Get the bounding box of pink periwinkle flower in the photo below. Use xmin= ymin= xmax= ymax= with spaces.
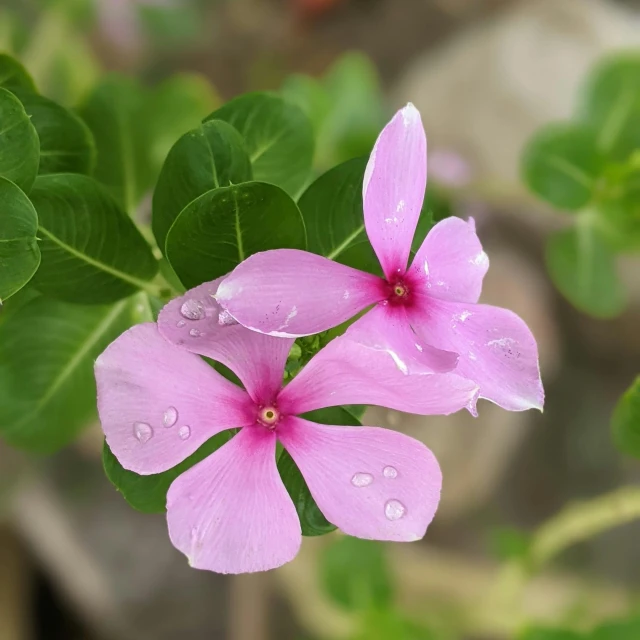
xmin=95 ymin=278 xmax=478 ymax=574
xmin=215 ymin=104 xmax=544 ymax=413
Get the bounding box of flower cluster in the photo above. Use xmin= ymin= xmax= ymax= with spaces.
xmin=95 ymin=104 xmax=543 ymax=574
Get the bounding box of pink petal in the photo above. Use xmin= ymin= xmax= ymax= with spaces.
xmin=409 ymin=217 xmax=489 ymax=304
xmin=167 ymin=426 xmax=301 ymax=573
xmin=95 ymin=323 xmax=255 ymax=475
xmin=158 ymin=279 xmax=293 ymax=403
xmin=277 ymin=332 xmax=478 ymax=416
xmin=345 ymin=303 xmax=459 ymax=374
xmin=278 ymin=416 xmax=441 ymax=541
xmin=410 ymin=298 xmax=544 ymax=412
xmin=215 ymin=249 xmax=384 ymax=337
xmin=363 ymin=103 xmax=427 ymax=279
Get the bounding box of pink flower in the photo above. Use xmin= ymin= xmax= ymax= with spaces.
xmin=95 ymin=278 xmax=478 ymax=574
xmin=216 ymin=104 xmax=544 ymax=413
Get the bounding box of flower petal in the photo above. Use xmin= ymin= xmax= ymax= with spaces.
xmin=278 ymin=416 xmax=441 ymax=541
xmin=216 ymin=249 xmax=383 ymax=337
xmin=363 ymin=103 xmax=427 ymax=279
xmin=410 ymin=298 xmax=544 ymax=412
xmin=409 ymin=217 xmax=489 ymax=304
xmin=95 ymin=323 xmax=254 ymax=475
xmin=158 ymin=279 xmax=293 ymax=403
xmin=167 ymin=426 xmax=301 ymax=573
xmin=277 ymin=333 xmax=478 ymax=416
xmin=345 ymin=303 xmax=459 ymax=374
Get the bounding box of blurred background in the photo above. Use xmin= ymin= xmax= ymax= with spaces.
xmin=1 ymin=0 xmax=640 ymax=638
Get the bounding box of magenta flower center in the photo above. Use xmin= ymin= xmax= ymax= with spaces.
xmin=384 ymin=275 xmax=415 ymax=308
xmin=257 ymin=405 xmax=280 ymax=430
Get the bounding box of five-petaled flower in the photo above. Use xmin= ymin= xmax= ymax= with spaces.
xmin=215 ymin=104 xmax=544 ymax=413
xmin=95 ymin=278 xmax=478 ymax=574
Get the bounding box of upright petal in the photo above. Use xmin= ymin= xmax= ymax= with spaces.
xmin=410 ymin=298 xmax=544 ymax=412
xmin=409 ymin=217 xmax=489 ymax=304
xmin=95 ymin=323 xmax=255 ymax=475
xmin=345 ymin=303 xmax=459 ymax=374
xmin=278 ymin=417 xmax=441 ymax=542
xmin=363 ymin=103 xmax=427 ymax=279
xmin=167 ymin=426 xmax=301 ymax=573
xmin=216 ymin=249 xmax=384 ymax=337
xmin=277 ymin=333 xmax=478 ymax=416
xmin=158 ymin=279 xmax=293 ymax=403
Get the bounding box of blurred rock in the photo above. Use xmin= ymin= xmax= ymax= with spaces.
xmin=394 ymin=0 xmax=640 ymax=188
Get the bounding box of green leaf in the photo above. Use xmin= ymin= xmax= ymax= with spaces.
xmin=545 ymin=224 xmax=626 ymax=318
xmin=281 ymin=74 xmax=331 ymax=135
xmin=152 ymin=120 xmax=252 ymax=252
xmin=103 ymin=430 xmax=236 ymax=514
xmin=166 ymin=181 xmax=306 ymax=289
xmin=278 ymin=406 xmax=360 ymax=537
xmin=0 ymin=177 xmax=40 ymax=301
xmin=0 ymin=296 xmax=133 ymax=452
xmin=0 ymin=87 xmax=39 ymax=192
xmin=146 ymin=73 xmax=220 ymax=175
xmin=322 ymin=536 xmax=393 ymax=611
xmin=78 ymin=75 xmax=149 ymax=212
xmin=521 ymin=123 xmax=605 ymax=211
xmin=591 ymin=614 xmax=640 ymax=640
xmin=488 ymin=525 xmax=532 ymax=561
xmin=321 ymin=52 xmax=385 ymax=165
xmin=11 ymin=90 xmax=95 ymax=175
xmin=595 ymin=163 xmax=640 ymax=253
xmin=577 ymin=52 xmax=640 ymax=161
xmin=298 ymin=156 xmax=379 ymax=274
xmin=0 ymin=53 xmax=36 ymax=91
xmin=206 ymin=92 xmax=314 ymax=198
xmin=612 ymin=376 xmax=640 ymax=460
xmin=355 ymin=610 xmax=435 ymax=640
xmin=29 ymin=173 xmax=158 ymax=304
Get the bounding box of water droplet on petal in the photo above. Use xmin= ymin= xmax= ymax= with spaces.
xmin=180 ymin=299 xmax=205 ymax=320
xmin=385 ymin=499 xmax=406 ymax=521
xmin=189 ymin=328 xmax=202 ymax=337
xmin=163 ymin=407 xmax=178 ymax=428
xmin=178 ymin=425 xmax=191 ymax=440
xmin=351 ymin=472 xmax=374 ymax=487
xmin=383 ymin=466 xmax=398 ymax=479
xmin=176 ymin=320 xmax=186 ymax=328
xmin=218 ymin=310 xmax=237 ymax=326
xmin=133 ymin=422 xmax=153 ymax=444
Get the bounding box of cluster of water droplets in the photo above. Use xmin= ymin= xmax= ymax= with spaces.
xmin=350 ymin=465 xmax=406 ymax=521
xmin=175 ymin=296 xmax=238 ymax=335
xmin=133 ymin=406 xmax=191 ymax=444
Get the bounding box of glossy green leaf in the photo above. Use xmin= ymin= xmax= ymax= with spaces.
xmin=78 ymin=75 xmax=149 ymax=212
xmin=612 ymin=376 xmax=640 ymax=460
xmin=0 ymin=54 xmax=36 ymax=91
xmin=0 ymin=297 xmax=133 ymax=453
xmin=545 ymin=224 xmax=626 ymax=318
xmin=152 ymin=120 xmax=252 ymax=251
xmin=147 ymin=73 xmax=220 ymax=175
xmin=166 ymin=181 xmax=306 ymax=289
xmin=0 ymin=88 xmax=39 ymax=192
xmin=103 ymin=430 xmax=236 ymax=514
xmin=521 ymin=123 xmax=605 ymax=211
xmin=30 ymin=173 xmax=158 ymax=303
xmin=206 ymin=92 xmax=314 ymax=197
xmin=322 ymin=536 xmax=393 ymax=611
xmin=577 ymin=52 xmax=640 ymax=161
xmin=278 ymin=406 xmax=360 ymax=537
xmin=12 ymin=90 xmax=95 ymax=175
xmin=0 ymin=177 xmax=40 ymax=301
xmin=298 ymin=156 xmax=379 ymax=274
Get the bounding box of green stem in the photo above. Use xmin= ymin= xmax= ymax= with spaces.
xmin=529 ymin=486 xmax=640 ymax=568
